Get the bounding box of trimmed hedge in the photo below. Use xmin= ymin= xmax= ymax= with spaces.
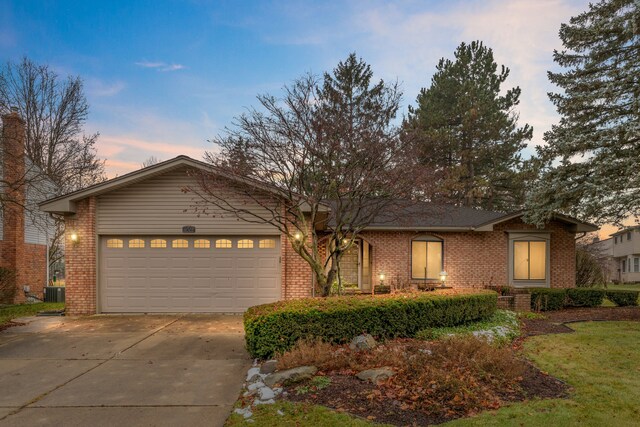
xmin=244 ymin=291 xmax=497 ymax=359
xmin=566 ymin=288 xmax=605 ymax=307
xmin=606 ymin=290 xmax=639 ymax=307
xmin=529 ymin=288 xmax=567 ymax=311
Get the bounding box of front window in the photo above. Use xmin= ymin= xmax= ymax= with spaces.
xmin=622 ymin=259 xmax=626 ymax=273
xmin=411 ymin=237 xmax=443 ymax=280
xmin=513 ymin=240 xmax=546 ymax=280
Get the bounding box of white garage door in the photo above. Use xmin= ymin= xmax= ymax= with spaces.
xmin=99 ymin=236 xmax=281 ymax=313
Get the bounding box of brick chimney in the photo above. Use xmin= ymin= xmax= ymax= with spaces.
xmin=1 ymin=107 xmax=28 ymax=303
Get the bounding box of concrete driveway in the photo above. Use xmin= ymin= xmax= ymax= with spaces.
xmin=0 ymin=315 xmax=250 ymax=427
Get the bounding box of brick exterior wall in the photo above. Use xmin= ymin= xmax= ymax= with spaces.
xmin=359 ymin=217 xmax=576 ymax=290
xmin=0 ymin=111 xmax=47 ymax=303
xmin=64 ymin=197 xmax=97 ymax=315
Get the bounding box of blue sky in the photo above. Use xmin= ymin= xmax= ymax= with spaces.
xmin=1 ymin=0 xmax=589 ymax=177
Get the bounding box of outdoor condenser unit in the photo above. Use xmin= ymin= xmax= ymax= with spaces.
xmin=44 ymin=287 xmax=65 ymax=303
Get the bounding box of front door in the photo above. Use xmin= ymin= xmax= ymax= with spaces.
xmin=341 ymin=242 xmax=360 ymax=290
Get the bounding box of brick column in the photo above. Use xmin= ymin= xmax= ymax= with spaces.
xmin=65 ymin=197 xmax=97 ymax=315
xmin=1 ymin=110 xmax=27 ymax=303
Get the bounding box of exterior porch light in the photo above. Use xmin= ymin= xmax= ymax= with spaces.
xmin=379 ymin=272 xmax=385 ymax=284
xmin=440 ymin=270 xmax=448 ymax=287
xmin=70 ymin=232 xmax=79 ymax=243
xmin=294 ymin=232 xmax=302 ymax=241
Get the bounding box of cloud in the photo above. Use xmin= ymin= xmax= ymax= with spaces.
xmin=135 ymin=60 xmax=186 ymax=72
xmin=347 ymin=0 xmax=587 ymax=151
xmin=86 ymin=79 xmax=126 ymax=97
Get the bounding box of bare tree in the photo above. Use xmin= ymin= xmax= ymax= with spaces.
xmin=141 ymin=156 xmax=161 ymax=168
xmin=188 ymin=54 xmax=430 ymax=296
xmin=0 ymin=57 xmax=106 ymax=267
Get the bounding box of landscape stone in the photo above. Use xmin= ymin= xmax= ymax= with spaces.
xmin=258 ymin=386 xmax=275 ymax=400
xmin=260 ymin=360 xmax=278 ymax=374
xmin=247 ymin=381 xmax=265 ymax=391
xmin=246 ymin=367 xmax=261 ymax=382
xmin=356 ymin=367 xmax=395 ymax=383
xmin=264 ymin=366 xmax=318 ymax=387
xmin=349 ymin=334 xmax=377 ymax=351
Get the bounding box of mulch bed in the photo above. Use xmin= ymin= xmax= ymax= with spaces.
xmin=284 ymin=363 xmax=568 ymax=426
xmin=282 ymin=306 xmax=639 ymax=426
xmin=0 ymin=321 xmax=23 ymax=332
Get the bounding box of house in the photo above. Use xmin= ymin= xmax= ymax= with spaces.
xmin=611 ymin=227 xmax=640 ymax=283
xmin=1 ymin=109 xmax=55 ymax=303
xmin=40 ymin=156 xmax=598 ymax=315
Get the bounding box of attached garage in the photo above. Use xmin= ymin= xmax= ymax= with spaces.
xmin=99 ymin=236 xmax=280 ymax=313
xmin=39 ymin=156 xmax=299 ymax=315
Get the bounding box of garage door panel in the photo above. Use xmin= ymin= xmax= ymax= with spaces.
xmin=100 ymin=236 xmax=280 ymax=313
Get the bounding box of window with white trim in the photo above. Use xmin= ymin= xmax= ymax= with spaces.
xmin=513 ymin=240 xmax=547 ymax=280
xmin=411 ymin=236 xmax=443 ymax=280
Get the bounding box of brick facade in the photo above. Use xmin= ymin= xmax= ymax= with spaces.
xmin=64 ymin=197 xmax=97 ymax=315
xmin=0 ymin=111 xmax=47 ymax=303
xmin=359 ymin=218 xmax=576 ymax=290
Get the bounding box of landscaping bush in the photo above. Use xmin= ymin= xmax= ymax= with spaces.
xmin=606 ymin=290 xmax=639 ymax=307
xmin=244 ymin=291 xmax=497 ymax=359
xmin=565 ymin=288 xmax=605 ymax=307
xmin=529 ymin=288 xmax=567 ymax=311
xmin=415 ymin=310 xmax=520 ymax=345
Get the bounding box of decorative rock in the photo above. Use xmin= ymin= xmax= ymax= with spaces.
xmin=258 ymin=386 xmax=276 ymax=400
xmin=273 ymin=387 xmax=283 ymax=396
xmin=254 ymin=398 xmax=276 ymax=405
xmin=349 ymin=334 xmax=377 ymax=351
xmin=260 ymin=360 xmax=278 ymax=375
xmin=234 ymin=407 xmax=253 ymax=419
xmin=246 ymin=367 xmax=261 ymax=382
xmin=356 ymin=367 xmax=395 ymax=384
xmin=277 ymin=409 xmax=285 ymax=416
xmin=247 ymin=381 xmax=265 ymax=391
xmin=264 ymin=366 xmax=318 ymax=387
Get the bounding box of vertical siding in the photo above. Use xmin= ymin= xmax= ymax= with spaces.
xmin=96 ymin=166 xmax=280 ymax=235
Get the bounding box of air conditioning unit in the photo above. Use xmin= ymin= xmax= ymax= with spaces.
xmin=44 ymin=287 xmax=65 ymax=303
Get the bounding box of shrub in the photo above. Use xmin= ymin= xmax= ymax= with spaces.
xmin=576 ymin=248 xmax=605 ymax=287
xmin=374 ymin=284 xmax=390 ymax=294
xmin=565 ymin=288 xmax=605 ymax=307
xmin=244 ymin=291 xmax=497 ymax=359
xmin=529 ymin=288 xmax=567 ymax=311
xmin=606 ymin=290 xmax=639 ymax=307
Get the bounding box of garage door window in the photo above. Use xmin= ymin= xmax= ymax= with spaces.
xmin=259 ymin=239 xmax=276 ymax=249
xmin=238 ymin=239 xmax=254 ymax=249
xmin=215 ymin=239 xmax=232 ymax=249
xmin=194 ymin=239 xmax=210 ymax=249
xmin=150 ymin=239 xmax=167 ymax=248
xmin=106 ymin=239 xmax=123 ymax=248
xmin=172 ymin=239 xmax=189 ymax=248
xmin=129 ymin=239 xmax=145 ymax=248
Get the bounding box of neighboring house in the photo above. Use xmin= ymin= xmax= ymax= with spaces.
xmin=586 ymin=237 xmax=617 ymax=283
xmin=611 ymin=227 xmax=640 ymax=283
xmin=1 ymin=109 xmax=55 ymax=303
xmin=40 ymin=156 xmax=598 ymax=315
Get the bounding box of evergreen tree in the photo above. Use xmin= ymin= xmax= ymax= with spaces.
xmin=405 ymin=41 xmax=533 ymax=212
xmin=526 ymin=0 xmax=640 ymax=226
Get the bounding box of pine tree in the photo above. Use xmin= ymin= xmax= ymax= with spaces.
xmin=526 ymin=0 xmax=640 ymax=226
xmin=405 ymin=41 xmax=533 ymax=212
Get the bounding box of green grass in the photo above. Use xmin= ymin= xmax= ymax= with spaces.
xmin=226 ymin=321 xmax=640 ymax=426
xmin=225 ymin=401 xmax=390 ymax=426
xmin=0 ymin=302 xmax=65 ymax=327
xmin=445 ymin=321 xmax=640 ymax=427
xmin=415 ymin=309 xmax=520 ymax=345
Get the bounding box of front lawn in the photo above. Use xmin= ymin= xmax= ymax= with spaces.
xmin=446 ymin=321 xmax=640 ymax=426
xmin=0 ymin=302 xmax=65 ymax=328
xmin=227 ymin=319 xmax=640 ymax=426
